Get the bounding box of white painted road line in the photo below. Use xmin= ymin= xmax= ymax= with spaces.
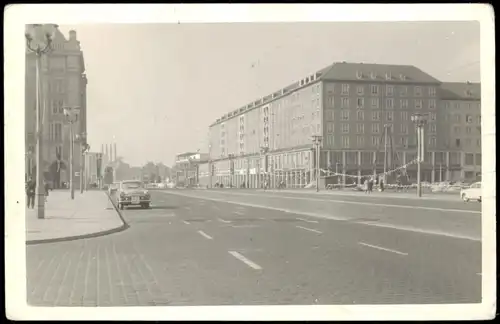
xmin=296 ymin=225 xmax=323 ymax=234
xmin=234 ymin=211 xmax=245 ymax=215
xmin=198 ymin=230 xmax=213 ymax=240
xmin=228 ymin=251 xmax=262 ymax=270
xmin=230 ymin=225 xmax=260 ymax=228
xmin=214 ymin=191 xmax=481 ymax=215
xmin=297 ymin=217 xmax=319 ymax=224
xmin=358 ymin=242 xmax=408 ymax=256
xmin=218 ymin=218 xmax=231 ymax=223
xmin=182 ymin=220 xmax=190 ymax=225
xmin=160 ymin=191 xmax=481 ymax=241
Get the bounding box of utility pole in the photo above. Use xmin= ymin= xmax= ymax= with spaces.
xmin=25 ymin=24 xmax=55 ymax=219
xmin=208 ymin=144 xmax=212 ymax=188
xmin=383 ymin=125 xmax=388 ymax=183
xmin=228 ymin=153 xmax=235 ymax=188
xmin=312 ymin=135 xmax=323 ymax=192
xmin=64 ymin=106 xmax=80 ymax=200
xmin=411 ymin=113 xmax=428 ymax=197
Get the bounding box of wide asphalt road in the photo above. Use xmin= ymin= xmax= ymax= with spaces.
xmin=26 ymin=190 xmax=481 ymax=306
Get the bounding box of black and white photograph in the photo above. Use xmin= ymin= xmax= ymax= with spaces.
xmin=4 ymin=4 xmax=495 ymax=321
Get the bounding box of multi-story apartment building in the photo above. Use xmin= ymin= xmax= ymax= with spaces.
xmin=438 ymin=82 xmax=481 ymax=182
xmin=25 ymin=24 xmax=87 ymax=188
xmin=208 ymin=62 xmax=480 ymax=188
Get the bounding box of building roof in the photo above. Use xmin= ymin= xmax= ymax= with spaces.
xmin=439 ymin=82 xmax=481 ymax=100
xmin=320 ymin=62 xmax=442 ymax=84
xmin=176 ymin=152 xmax=198 ymax=157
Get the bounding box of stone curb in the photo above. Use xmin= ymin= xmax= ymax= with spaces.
xmin=26 ymin=192 xmax=129 ymax=245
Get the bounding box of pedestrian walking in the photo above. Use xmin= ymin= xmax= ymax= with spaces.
xmin=26 ymin=176 xmax=36 ymax=208
xmin=44 ymin=181 xmax=50 ymax=202
xmin=368 ymin=177 xmax=374 ymax=193
xmin=380 ymin=179 xmax=385 ymax=192
xmin=364 ymin=178 xmax=369 ymax=194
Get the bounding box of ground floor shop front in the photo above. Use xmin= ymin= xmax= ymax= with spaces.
xmin=196 ymin=149 xmax=481 ymax=189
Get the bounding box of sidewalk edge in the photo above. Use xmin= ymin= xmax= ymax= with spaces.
xmin=26 ymin=191 xmax=130 ymax=245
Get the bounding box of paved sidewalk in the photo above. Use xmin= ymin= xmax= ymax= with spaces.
xmin=25 ymin=190 xmax=125 ymax=243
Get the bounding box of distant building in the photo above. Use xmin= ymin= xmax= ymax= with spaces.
xmin=174 ymin=152 xmax=209 ymax=186
xmin=438 ymin=82 xmax=481 ymax=182
xmin=83 ymin=152 xmax=100 ymax=187
xmin=25 ymin=24 xmax=87 ymax=188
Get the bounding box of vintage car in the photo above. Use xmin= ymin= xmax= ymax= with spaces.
xmin=460 ymin=181 xmax=482 ymax=202
xmin=108 ymin=182 xmax=120 ymax=195
xmin=116 ymin=180 xmax=151 ymax=209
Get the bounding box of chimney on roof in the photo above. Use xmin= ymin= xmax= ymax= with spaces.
xmin=69 ymin=30 xmax=77 ymax=41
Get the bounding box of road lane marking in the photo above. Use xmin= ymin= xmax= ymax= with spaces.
xmin=228 ymin=251 xmax=262 ymax=270
xmin=159 ymin=191 xmax=481 ymax=241
xmin=296 ymin=225 xmax=323 ymax=234
xmin=197 ymin=230 xmax=213 ymax=240
xmin=356 ymin=221 xmax=480 ymax=242
xmin=218 ymin=218 xmax=231 ymax=223
xmin=359 ymin=242 xmax=408 ymax=256
xmin=234 ymin=211 xmax=245 ymax=215
xmin=205 ymin=191 xmax=481 ymax=215
xmin=230 ymin=225 xmax=260 ymax=228
xmin=297 ymin=217 xmax=319 ymax=223
xmin=182 ymin=220 xmax=190 ymax=225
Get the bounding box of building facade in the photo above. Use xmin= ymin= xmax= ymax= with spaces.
xmin=174 ymin=152 xmax=209 ymax=186
xmin=25 ymin=24 xmax=87 ymax=188
xmin=83 ymin=152 xmax=100 ymax=187
xmin=438 ymin=82 xmax=482 ymax=182
xmin=207 ymin=62 xmax=481 ymax=188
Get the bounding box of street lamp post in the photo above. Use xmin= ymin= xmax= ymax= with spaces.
xmin=260 ymin=146 xmax=269 ymax=189
xmin=208 ymin=144 xmax=212 ymax=188
xmin=228 ymin=153 xmax=235 ymax=188
xmin=25 ymin=24 xmax=55 ymax=219
xmin=64 ymin=106 xmax=80 ymax=200
xmin=76 ymin=133 xmax=90 ymax=194
xmin=311 ymin=135 xmax=323 ymax=192
xmin=411 ymin=113 xmax=428 ymax=198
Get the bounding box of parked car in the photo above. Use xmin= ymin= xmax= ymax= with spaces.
xmin=116 ymin=180 xmax=151 ymax=210
xmin=460 ymin=181 xmax=482 ymax=202
xmin=108 ymin=182 xmax=120 ymax=195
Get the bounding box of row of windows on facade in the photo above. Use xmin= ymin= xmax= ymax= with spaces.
xmin=253 ymin=84 xmax=434 ymax=118
xmin=336 ymin=84 xmax=437 ymax=97
xmin=446 ymin=114 xmax=481 ymax=124
xmin=31 ymin=55 xmax=80 ymax=70
xmin=444 ymin=101 xmax=481 ymax=110
xmin=217 ymin=95 xmax=480 ymax=132
xmin=273 ymin=84 xmax=437 ymax=107
xmin=222 ymin=133 xmax=481 ymax=157
xmin=223 ymin=118 xmax=480 ymax=148
xmin=325 ymin=97 xmax=437 ymax=110
xmin=231 ymin=110 xmax=479 ymax=135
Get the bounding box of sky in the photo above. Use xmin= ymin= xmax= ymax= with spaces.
xmin=57 ymin=21 xmax=480 ymax=167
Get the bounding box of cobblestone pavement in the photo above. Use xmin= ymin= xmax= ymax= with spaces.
xmin=26 ymin=191 xmax=482 ymax=306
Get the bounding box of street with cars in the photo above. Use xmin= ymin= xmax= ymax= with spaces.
xmin=26 ymin=186 xmax=482 ymax=306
